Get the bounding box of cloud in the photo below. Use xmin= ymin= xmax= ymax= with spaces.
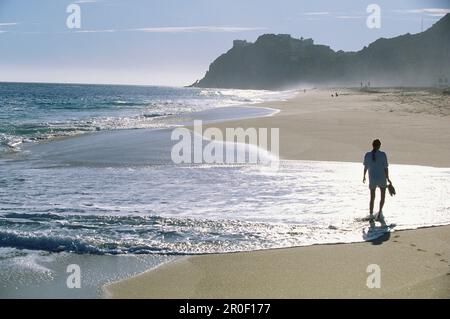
xmin=303 ymin=12 xmax=329 ymax=16
xmin=71 ymin=26 xmax=265 ymax=34
xmin=335 ymin=15 xmax=363 ymax=19
xmin=395 ymin=8 xmax=450 ymax=17
xmin=75 ymin=0 xmax=99 ymax=3
xmin=0 ymin=22 xmax=19 ymax=33
xmin=129 ymin=26 xmax=266 ymax=33
xmin=0 ymin=22 xmax=18 ymax=26
xmin=301 ymin=12 xmax=365 ymax=20
xmin=74 ymin=29 xmax=116 ymax=33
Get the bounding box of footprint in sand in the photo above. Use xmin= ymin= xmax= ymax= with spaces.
xmin=410 ymin=243 xmax=416 ymax=247
xmin=417 ymin=248 xmax=426 ymax=252
xmin=435 ymin=253 xmax=442 ymax=257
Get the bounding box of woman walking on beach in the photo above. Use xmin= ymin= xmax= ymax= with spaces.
xmin=363 ymin=139 xmax=391 ymax=221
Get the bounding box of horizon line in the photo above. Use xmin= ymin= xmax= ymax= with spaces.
xmin=0 ymin=80 xmax=190 ymax=88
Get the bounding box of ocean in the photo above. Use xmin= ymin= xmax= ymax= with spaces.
xmin=0 ymin=82 xmax=287 ymax=153
xmin=0 ymin=82 xmax=449 ymax=297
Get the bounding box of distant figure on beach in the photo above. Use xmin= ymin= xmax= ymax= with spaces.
xmin=335 ymin=92 xmax=338 ymax=97
xmin=363 ymin=139 xmax=391 ymax=221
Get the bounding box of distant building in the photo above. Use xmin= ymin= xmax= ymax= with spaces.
xmin=233 ymin=40 xmax=250 ymax=48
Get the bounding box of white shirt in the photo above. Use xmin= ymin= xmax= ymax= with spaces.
xmin=364 ymin=150 xmax=388 ymax=186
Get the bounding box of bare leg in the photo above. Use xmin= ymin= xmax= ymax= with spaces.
xmin=369 ymin=188 xmax=376 ymax=217
xmin=379 ymin=187 xmax=386 ymax=214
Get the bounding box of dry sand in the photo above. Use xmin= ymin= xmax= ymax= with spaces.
xmin=105 ymin=226 xmax=450 ymax=298
xmin=105 ymin=88 xmax=450 ymax=298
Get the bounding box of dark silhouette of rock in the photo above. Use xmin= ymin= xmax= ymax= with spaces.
xmin=191 ymin=14 xmax=450 ymax=89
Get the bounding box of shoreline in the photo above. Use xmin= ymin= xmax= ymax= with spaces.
xmin=104 ymin=87 xmax=450 ymax=298
xmin=5 ymin=104 xmax=279 ymax=158
xmin=1 ymin=82 xmax=294 ymax=158
xmin=0 ymin=94 xmax=290 ymax=299
xmin=104 ymin=225 xmax=450 ymax=298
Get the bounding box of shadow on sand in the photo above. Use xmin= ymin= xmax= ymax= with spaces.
xmin=362 ymin=221 xmax=392 ymax=245
xmin=367 ymin=230 xmax=391 ymax=245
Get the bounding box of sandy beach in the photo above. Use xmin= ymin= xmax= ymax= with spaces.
xmin=105 ymin=88 xmax=450 ymax=298
xmin=204 ymin=88 xmax=450 ymax=167
xmin=105 ymin=225 xmax=450 ymax=298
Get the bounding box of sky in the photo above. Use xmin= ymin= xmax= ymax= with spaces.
xmin=0 ymin=0 xmax=449 ymax=86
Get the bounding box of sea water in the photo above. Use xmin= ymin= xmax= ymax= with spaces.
xmin=0 ymin=82 xmax=288 ymax=153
